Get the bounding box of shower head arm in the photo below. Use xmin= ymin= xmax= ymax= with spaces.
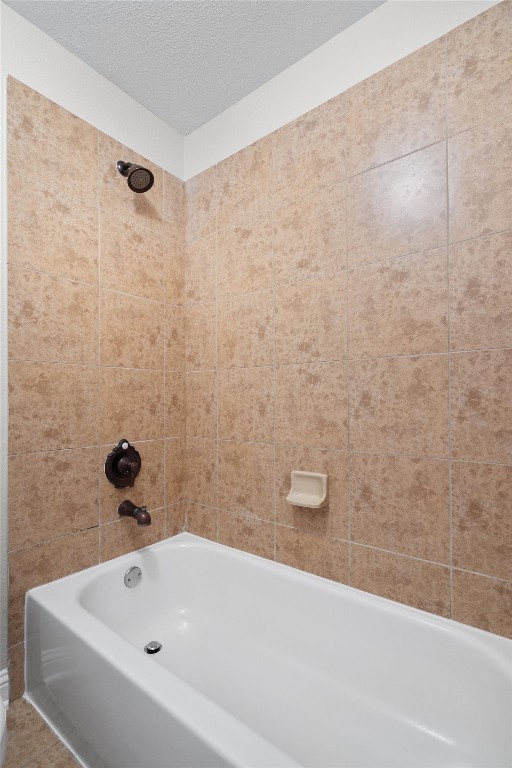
xmin=116 ymin=160 xmax=132 ymax=177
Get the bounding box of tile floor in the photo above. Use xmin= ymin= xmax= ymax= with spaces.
xmin=4 ymin=698 xmax=79 ymax=768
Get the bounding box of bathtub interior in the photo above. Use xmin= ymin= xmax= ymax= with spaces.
xmin=74 ymin=535 xmax=512 ymax=768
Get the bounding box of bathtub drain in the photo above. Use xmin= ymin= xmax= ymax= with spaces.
xmin=144 ymin=641 xmax=162 ymax=654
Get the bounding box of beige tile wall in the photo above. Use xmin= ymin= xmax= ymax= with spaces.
xmin=6 ymin=0 xmax=512 ymax=703
xmin=183 ymin=1 xmax=512 ymax=640
xmin=6 ymin=78 xmax=186 ymax=700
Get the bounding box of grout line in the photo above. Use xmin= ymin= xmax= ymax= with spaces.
xmin=179 ymin=344 xmax=512 ymax=373
xmin=99 ymin=285 xmax=165 ymax=306
xmin=271 ymin=198 xmax=277 ymax=562
xmin=349 ymin=541 xmax=451 ymax=572
xmin=345 ymin=176 xmax=352 ymax=586
xmin=9 ymin=524 xmax=101 ymax=555
xmin=270 ymin=138 xmax=277 ymax=562
xmin=9 ymin=442 xmax=512 ymax=469
xmin=162 ymin=498 xmax=512 ymax=587
xmin=170 ymin=220 xmax=512 ymax=307
xmin=446 ymin=225 xmax=512 ymax=249
xmin=162 ymin=169 xmax=169 ymax=535
xmin=445 ymin=105 xmax=512 ymax=142
xmin=97 ymin=131 xmax=102 ymax=563
xmin=8 ymin=263 xmax=98 ymax=289
xmin=214 ymin=176 xmax=220 ymax=543
xmin=8 ymin=360 xmax=169 ymax=372
xmin=450 ymin=567 xmax=512 ymax=586
xmin=19 ymin=742 xmax=61 ymax=768
xmin=9 ymin=166 xmax=99 ymax=211
xmin=445 ymin=35 xmax=454 ymax=618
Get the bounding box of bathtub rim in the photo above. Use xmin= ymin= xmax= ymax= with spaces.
xmin=26 ymin=531 xmax=512 ymax=666
xmin=25 ymin=532 xmax=512 ymax=768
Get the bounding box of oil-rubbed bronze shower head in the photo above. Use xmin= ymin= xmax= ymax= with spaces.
xmin=116 ymin=160 xmax=154 ymax=193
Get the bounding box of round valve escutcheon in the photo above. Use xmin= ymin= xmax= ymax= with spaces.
xmin=104 ymin=439 xmax=141 ymax=488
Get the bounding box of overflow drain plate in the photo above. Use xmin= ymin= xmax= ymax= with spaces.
xmin=144 ymin=641 xmax=162 ymax=655
xmin=124 ymin=566 xmax=142 ymax=588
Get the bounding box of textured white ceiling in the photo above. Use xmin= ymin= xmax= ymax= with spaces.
xmin=5 ymin=0 xmax=384 ymax=135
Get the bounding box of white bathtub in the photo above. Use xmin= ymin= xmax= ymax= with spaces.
xmin=25 ymin=533 xmax=512 ymax=768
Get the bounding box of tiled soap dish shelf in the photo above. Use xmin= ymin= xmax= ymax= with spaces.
xmin=286 ymin=471 xmax=328 ymax=508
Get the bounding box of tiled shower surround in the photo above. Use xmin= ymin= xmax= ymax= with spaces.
xmin=7 ymin=78 xmax=187 ymax=700
xmin=7 ymin=0 xmax=512 ymax=701
xmin=181 ymin=0 xmax=512 ymax=639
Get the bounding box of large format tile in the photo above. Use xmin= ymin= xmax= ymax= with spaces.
xmin=24 ymin=742 xmax=81 ymax=768
xmin=448 ymin=115 xmax=512 ymax=243
xmin=350 ymin=453 xmax=450 ymax=562
xmin=8 ymin=267 xmax=98 ymax=365
xmin=217 ymin=136 xmax=272 ymax=230
xmin=185 ymin=370 xmax=217 ymax=439
xmin=7 ymin=173 xmax=98 ymax=284
xmin=165 ymin=371 xmax=186 ymax=438
xmin=273 ymin=182 xmax=346 ymax=285
xmin=218 ymin=290 xmax=274 ymax=368
xmin=350 ymin=545 xmax=451 ymax=617
xmin=4 ymin=698 xmax=58 ymax=768
xmin=185 ymin=234 xmax=216 ymax=305
xmin=166 ymin=502 xmax=187 ymax=537
xmin=446 ymin=1 xmax=512 ymax=136
xmin=217 ymin=510 xmax=274 ymax=560
xmin=185 ymin=502 xmax=217 ymax=541
xmin=218 ymin=440 xmax=274 ymax=521
xmin=165 ymin=438 xmax=185 ymax=505
xmin=348 ymin=249 xmax=448 ymax=358
xmin=8 ymin=78 xmax=98 ymax=205
xmin=100 ymin=290 xmax=164 ymax=370
xmin=449 ymin=231 xmax=512 ymax=351
xmin=185 ymin=438 xmax=217 ymax=507
xmin=275 ymin=362 xmax=347 ymax=450
xmin=99 ymin=368 xmax=164 ymax=444
xmin=9 ymin=362 xmax=99 ymax=454
xmin=185 ymin=303 xmax=217 ymax=370
xmin=216 ymin=218 xmax=273 ymax=298
xmin=347 ymin=143 xmax=447 ymax=268
xmin=163 ymin=171 xmax=186 ymax=241
xmin=218 ymin=367 xmax=274 ymax=443
xmin=165 ymin=236 xmax=185 ymax=306
xmin=272 ymin=96 xmax=345 ymax=207
xmin=452 ymin=461 xmax=512 ymax=582
xmin=100 ymin=212 xmax=164 ymax=302
xmin=275 ymin=446 xmax=348 ymax=539
xmin=165 ymin=305 xmax=185 ymax=370
xmin=452 ymin=570 xmax=512 ymax=639
xmin=9 ymin=528 xmax=99 ymax=645
xmin=9 ymin=447 xmax=99 ymax=550
xmin=275 ymin=273 xmax=346 ymax=365
xmin=276 ymin=526 xmax=349 ymax=583
xmin=349 ymin=355 xmax=449 ymax=457
xmin=185 ymin=166 xmax=217 ymax=242
xmin=345 ymin=38 xmax=446 ymax=176
xmin=451 ymin=349 xmax=512 ymax=464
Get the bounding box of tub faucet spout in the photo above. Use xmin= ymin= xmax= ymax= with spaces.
xmin=118 ymin=499 xmax=151 ymax=526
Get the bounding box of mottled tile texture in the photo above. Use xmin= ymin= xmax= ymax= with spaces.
xmin=179 ymin=0 xmax=512 ymax=641
xmin=5 ymin=698 xmax=80 ymax=768
xmin=7 ymin=77 xmax=186 ymax=702
xmin=6 ymin=2 xmax=512 ymax=713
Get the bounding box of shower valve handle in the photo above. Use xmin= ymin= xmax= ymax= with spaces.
xmin=104 ymin=439 xmax=141 ymax=489
xmin=118 ymin=457 xmax=138 ymax=486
